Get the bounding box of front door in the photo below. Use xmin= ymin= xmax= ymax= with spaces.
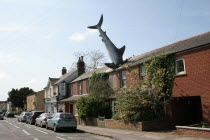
xmin=70 ymin=104 xmax=73 ymax=114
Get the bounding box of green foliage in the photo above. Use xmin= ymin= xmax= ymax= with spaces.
xmin=117 ymin=53 xmax=175 ymax=122
xmin=89 ymin=72 xmax=114 ymax=98
xmin=76 ymin=72 xmax=113 ymax=121
xmin=111 ymin=112 xmax=120 ymax=120
xmin=7 ymin=87 xmax=34 ymax=110
xmin=76 ymin=96 xmax=111 ymax=121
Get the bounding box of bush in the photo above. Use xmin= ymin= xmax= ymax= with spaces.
xmin=112 ymin=112 xmax=120 ymax=120
xmin=76 ymin=96 xmax=112 ymax=121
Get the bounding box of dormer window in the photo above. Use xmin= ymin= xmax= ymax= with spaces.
xmin=175 ymin=58 xmax=186 ymax=75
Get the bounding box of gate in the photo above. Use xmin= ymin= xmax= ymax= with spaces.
xmin=98 ymin=116 xmax=105 ymax=128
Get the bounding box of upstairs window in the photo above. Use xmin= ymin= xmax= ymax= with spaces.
xmin=70 ymin=84 xmax=73 ymax=96
xmin=86 ymin=80 xmax=89 ymax=94
xmin=140 ymin=66 xmax=146 ymax=80
xmin=78 ymin=82 xmax=82 ymax=95
xmin=176 ymin=58 xmax=186 ymax=75
xmin=120 ymin=71 xmax=126 ymax=88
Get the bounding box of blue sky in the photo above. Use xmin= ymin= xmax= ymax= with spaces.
xmin=0 ymin=0 xmax=210 ymax=101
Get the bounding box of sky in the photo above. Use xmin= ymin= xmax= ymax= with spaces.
xmin=0 ymin=0 xmax=210 ymax=101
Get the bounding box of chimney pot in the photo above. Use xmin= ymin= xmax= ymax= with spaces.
xmin=62 ymin=67 xmax=67 ymax=75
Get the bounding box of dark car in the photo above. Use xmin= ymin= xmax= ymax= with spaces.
xmin=5 ymin=111 xmax=14 ymax=117
xmin=0 ymin=111 xmax=4 ymax=120
xmin=2 ymin=110 xmax=7 ymax=116
xmin=26 ymin=111 xmax=43 ymax=125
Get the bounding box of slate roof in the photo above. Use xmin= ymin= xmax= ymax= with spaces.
xmin=71 ymin=66 xmax=111 ymax=83
xmin=55 ymin=70 xmax=78 ymax=85
xmin=118 ymin=31 xmax=210 ymax=70
xmin=49 ymin=78 xmax=59 ymax=85
xmin=58 ymin=95 xmax=88 ymax=103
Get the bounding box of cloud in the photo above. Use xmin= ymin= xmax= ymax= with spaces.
xmin=68 ymin=29 xmax=98 ymax=42
xmin=0 ymin=23 xmax=34 ymax=32
xmin=0 ymin=51 xmax=20 ymax=64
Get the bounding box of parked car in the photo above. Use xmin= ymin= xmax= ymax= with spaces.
xmin=0 ymin=111 xmax=4 ymax=120
xmin=2 ymin=110 xmax=7 ymax=116
xmin=5 ymin=111 xmax=14 ymax=117
xmin=46 ymin=113 xmax=77 ymax=132
xmin=26 ymin=111 xmax=43 ymax=125
xmin=18 ymin=112 xmax=30 ymax=122
xmin=35 ymin=113 xmax=52 ymax=128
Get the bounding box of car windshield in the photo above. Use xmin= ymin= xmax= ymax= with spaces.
xmin=0 ymin=111 xmax=3 ymax=114
xmin=45 ymin=113 xmax=52 ymax=117
xmin=60 ymin=114 xmax=75 ymax=119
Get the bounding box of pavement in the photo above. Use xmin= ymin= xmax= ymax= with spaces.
xmin=78 ymin=125 xmax=210 ymax=140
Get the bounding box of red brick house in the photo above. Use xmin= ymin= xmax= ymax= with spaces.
xmin=58 ymin=66 xmax=110 ymax=116
xmin=107 ymin=32 xmax=210 ymax=125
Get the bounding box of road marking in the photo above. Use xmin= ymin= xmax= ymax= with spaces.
xmin=56 ymin=137 xmax=66 ymax=140
xmin=14 ymin=125 xmax=20 ymax=128
xmin=35 ymin=129 xmax=48 ymax=134
xmin=22 ymin=130 xmax=30 ymax=135
xmin=24 ymin=125 xmax=31 ymax=128
xmin=9 ymin=123 xmax=13 ymax=125
xmin=34 ymin=138 xmax=39 ymax=140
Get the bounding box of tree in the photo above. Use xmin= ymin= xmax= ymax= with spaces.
xmin=69 ymin=50 xmax=107 ymax=72
xmin=7 ymin=87 xmax=34 ymax=110
xmin=76 ymin=72 xmax=113 ymax=121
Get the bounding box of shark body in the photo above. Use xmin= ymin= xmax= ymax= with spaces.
xmin=88 ymin=15 xmax=125 ymax=69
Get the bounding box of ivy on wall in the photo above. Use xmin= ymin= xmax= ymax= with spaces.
xmin=116 ymin=53 xmax=175 ymax=122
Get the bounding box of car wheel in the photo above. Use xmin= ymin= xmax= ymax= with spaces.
xmin=53 ymin=124 xmax=58 ymax=132
xmin=46 ymin=123 xmax=49 ymax=129
xmin=40 ymin=122 xmax=43 ymax=128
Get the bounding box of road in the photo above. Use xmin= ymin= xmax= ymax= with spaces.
xmin=0 ymin=117 xmax=112 ymax=140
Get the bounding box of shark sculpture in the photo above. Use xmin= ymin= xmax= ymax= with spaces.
xmin=88 ymin=15 xmax=126 ymax=69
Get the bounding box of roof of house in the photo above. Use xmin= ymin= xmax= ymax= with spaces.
xmin=71 ymin=66 xmax=111 ymax=83
xmin=59 ymin=95 xmax=88 ymax=103
xmin=117 ymin=31 xmax=210 ymax=70
xmin=55 ymin=70 xmax=78 ymax=85
xmin=49 ymin=78 xmax=59 ymax=85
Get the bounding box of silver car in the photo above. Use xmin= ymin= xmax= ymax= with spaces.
xmin=35 ymin=113 xmax=52 ymax=128
xmin=0 ymin=111 xmax=4 ymax=120
xmin=18 ymin=112 xmax=30 ymax=122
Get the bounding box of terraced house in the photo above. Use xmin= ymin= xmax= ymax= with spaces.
xmin=108 ymin=31 xmax=210 ymax=126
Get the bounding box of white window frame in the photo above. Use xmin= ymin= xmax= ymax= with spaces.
xmin=140 ymin=65 xmax=146 ymax=80
xmin=175 ymin=58 xmax=186 ymax=75
xmin=112 ymin=101 xmax=118 ymax=116
xmin=78 ymin=82 xmax=82 ymax=95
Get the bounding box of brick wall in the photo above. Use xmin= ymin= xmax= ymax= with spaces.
xmin=109 ymin=71 xmax=121 ymax=91
xmin=72 ymin=79 xmax=88 ymax=96
xmin=176 ymin=126 xmax=210 ymax=136
xmin=172 ymin=45 xmax=210 ymax=123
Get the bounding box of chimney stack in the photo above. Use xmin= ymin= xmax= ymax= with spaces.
xmin=77 ymin=56 xmax=85 ymax=76
xmin=62 ymin=67 xmax=67 ymax=75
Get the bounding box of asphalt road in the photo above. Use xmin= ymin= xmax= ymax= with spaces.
xmin=0 ymin=117 xmax=112 ymax=140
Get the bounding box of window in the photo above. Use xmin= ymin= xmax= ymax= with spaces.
xmin=86 ymin=80 xmax=89 ymax=93
xmin=70 ymin=84 xmax=73 ymax=96
xmin=120 ymin=71 xmax=126 ymax=88
xmin=140 ymin=65 xmax=146 ymax=80
xmin=78 ymin=82 xmax=82 ymax=95
xmin=176 ymin=58 xmax=186 ymax=75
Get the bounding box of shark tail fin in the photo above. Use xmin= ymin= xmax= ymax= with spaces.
xmin=119 ymin=45 xmax=126 ymax=55
xmin=88 ymin=14 xmax=103 ymax=29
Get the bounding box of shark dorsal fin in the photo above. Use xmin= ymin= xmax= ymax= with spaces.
xmin=119 ymin=45 xmax=125 ymax=55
